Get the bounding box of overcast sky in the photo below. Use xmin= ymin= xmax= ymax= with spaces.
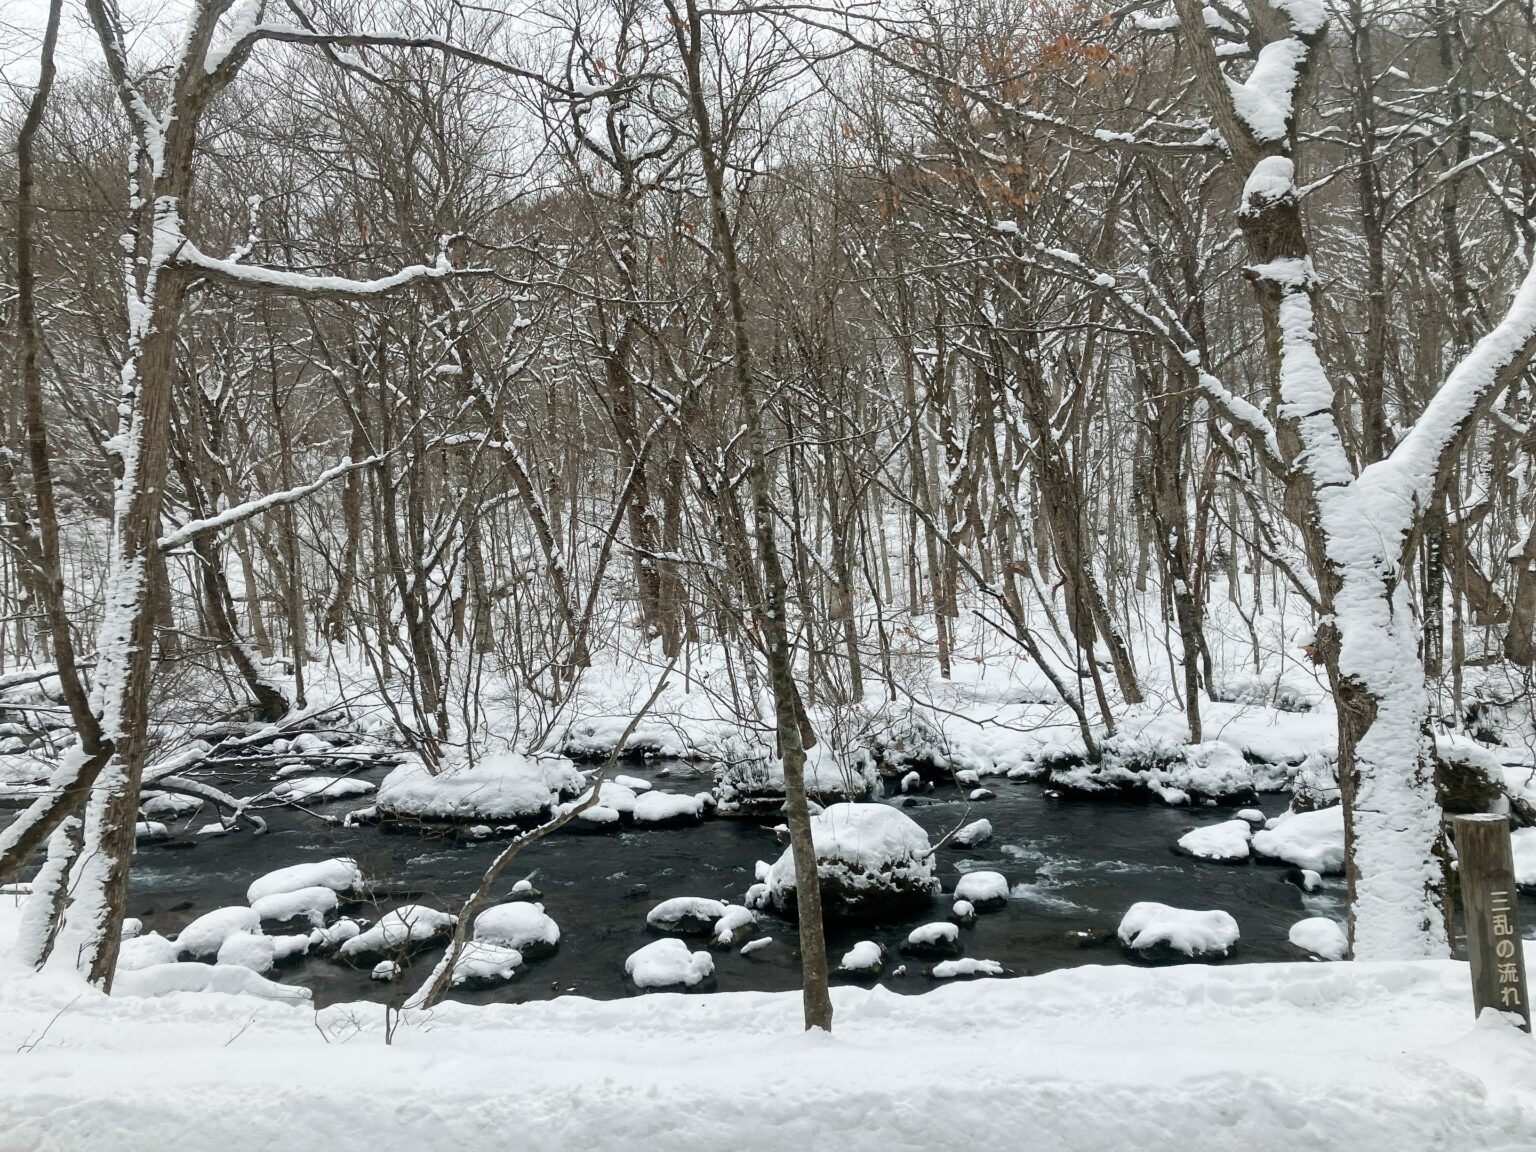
xmin=3 ymin=0 xmax=192 ymax=89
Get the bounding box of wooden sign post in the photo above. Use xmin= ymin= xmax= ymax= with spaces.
xmin=1452 ymin=814 xmax=1531 ymax=1033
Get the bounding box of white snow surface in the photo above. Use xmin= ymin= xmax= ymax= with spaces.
xmin=376 ymin=753 xmax=582 ymax=822
xmin=451 ymin=942 xmax=524 ymax=986
xmin=646 ymin=897 xmax=727 ymax=931
xmin=624 ymin=938 xmax=714 ymax=989
xmin=5 ymin=953 xmax=1533 ymax=1150
xmin=1117 ymin=902 xmax=1240 ymax=957
xmin=1513 ymin=827 xmax=1536 ymax=888
xmin=1252 ymin=807 xmax=1346 ymax=873
xmin=272 ymin=776 xmax=375 ymax=803
xmin=933 ymin=958 xmax=1005 ymax=979
xmin=246 ymin=858 xmax=363 ymax=904
xmin=907 ymin=922 xmax=959 ymax=948
xmin=1177 ymin=820 xmax=1254 ymax=861
xmin=951 ymin=818 xmax=992 ymax=847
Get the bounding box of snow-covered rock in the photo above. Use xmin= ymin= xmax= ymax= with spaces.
xmin=624 ymin=938 xmax=714 ymax=989
xmin=712 ymin=905 xmax=757 ymax=948
xmin=1289 ymin=917 xmax=1348 ymax=961
xmin=951 ymin=818 xmax=992 ymax=847
xmin=473 ymin=902 xmax=560 ymax=957
xmin=933 ymin=957 xmax=1005 ymax=979
xmin=614 ymin=774 xmax=652 ymax=792
xmin=116 ymin=932 xmax=180 ymax=972
xmin=739 ymin=936 xmax=773 ymax=956
xmin=141 ymin=791 xmax=200 ymax=818
xmin=839 ymin=940 xmax=883 ymax=975
xmin=766 ymin=803 xmax=939 ymax=919
xmin=176 ymin=907 xmax=262 ymax=959
xmin=951 ymin=899 xmax=976 ymax=925
xmin=338 ymin=905 xmax=457 ymax=962
xmin=246 ymin=858 xmax=363 ymax=904
xmin=1042 ymin=736 xmax=1271 ymax=804
xmin=450 ymin=942 xmax=524 ymax=987
xmin=953 ymin=870 xmax=1009 ymax=910
xmin=1117 ymin=902 xmax=1239 ymax=960
xmin=376 ymin=753 xmax=583 ymax=824
xmin=371 ymin=961 xmax=399 ymax=982
xmin=272 ymin=776 xmax=375 ymax=803
xmin=251 ymin=886 xmax=338 ymax=929
xmin=631 ymin=791 xmax=709 ymax=825
xmin=646 ymin=897 xmax=727 ymax=935
xmin=1252 ymin=807 xmax=1345 ymax=873
xmin=902 ymin=921 xmax=961 ymax=957
xmin=1177 ymin=820 xmax=1254 ymax=862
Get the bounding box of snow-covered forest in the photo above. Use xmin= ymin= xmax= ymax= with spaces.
xmin=2 ymin=0 xmax=1536 ymax=1146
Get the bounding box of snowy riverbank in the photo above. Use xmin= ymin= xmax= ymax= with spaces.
xmin=0 ymin=949 xmax=1533 ymax=1152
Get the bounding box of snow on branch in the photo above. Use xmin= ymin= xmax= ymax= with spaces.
xmin=178 ymin=242 xmax=491 ymax=299
xmin=158 ymin=455 xmax=381 ymax=552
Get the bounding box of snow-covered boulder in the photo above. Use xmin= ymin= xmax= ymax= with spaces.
xmin=739 ymin=937 xmax=773 ymax=956
xmin=647 ymin=897 xmax=727 ymax=935
xmin=1252 ymin=807 xmax=1345 ymax=873
xmin=624 ymin=938 xmax=715 ymax=989
xmin=473 ymin=902 xmax=560 ymax=958
xmin=113 ymin=963 xmax=311 ymax=1004
xmin=838 ymin=940 xmax=884 ymax=976
xmin=216 ymin=933 xmax=277 ymax=973
xmin=338 ymin=905 xmax=457 ymax=963
xmin=766 ymin=803 xmax=939 ymax=920
xmin=932 ymin=957 xmax=1005 ymax=979
xmin=712 ymin=905 xmax=757 ymax=948
xmin=1117 ymin=902 xmax=1239 ymax=961
xmin=450 ymin=942 xmax=524 ymax=988
xmin=950 ymin=899 xmax=976 ymax=925
xmin=1288 ymin=917 xmax=1348 ymax=960
xmin=1176 ymin=820 xmax=1254 ymax=862
xmin=246 ymin=858 xmax=363 ymax=905
xmin=141 ymin=791 xmax=200 ymax=818
xmin=272 ymin=776 xmax=375 ymax=803
xmin=631 ymin=790 xmax=710 ymax=826
xmin=251 ymin=886 xmax=338 ymax=929
xmin=176 ymin=907 xmax=262 ymax=959
xmin=376 ymin=753 xmax=583 ymax=825
xmin=951 ymin=818 xmax=992 ymax=848
xmin=953 ymin=870 xmax=1009 ymax=911
xmin=714 ymin=742 xmax=879 ymax=816
xmin=901 ymin=921 xmax=961 ymax=957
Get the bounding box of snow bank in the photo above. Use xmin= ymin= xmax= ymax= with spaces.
xmin=1118 ymin=902 xmax=1240 ymax=959
xmin=1513 ymin=827 xmax=1536 ymax=888
xmin=624 ymin=938 xmax=714 ymax=989
xmin=376 ymin=753 xmax=582 ymax=824
xmin=112 ymin=963 xmax=312 ymax=1004
xmin=1177 ymin=820 xmax=1254 ymax=862
xmin=3 ymin=952 xmax=1536 ymax=1150
xmin=1289 ymin=917 xmax=1348 ymax=960
xmin=246 ymin=858 xmax=363 ymax=904
xmin=766 ymin=803 xmax=939 ymax=919
xmin=715 ymin=741 xmax=879 ymax=815
xmin=1252 ymin=807 xmax=1346 ymax=873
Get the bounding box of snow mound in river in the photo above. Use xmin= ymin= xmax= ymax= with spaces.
xmin=1118 ymin=902 xmax=1239 ymax=959
xmin=766 ymin=802 xmax=939 ymax=918
xmin=1252 ymin=807 xmax=1345 ymax=873
xmin=624 ymin=938 xmax=714 ymax=989
xmin=376 ymin=753 xmax=582 ymax=823
xmin=1177 ymin=820 xmax=1254 ymax=862
xmin=246 ymin=858 xmax=363 ymax=904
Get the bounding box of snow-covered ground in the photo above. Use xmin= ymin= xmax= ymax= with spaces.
xmin=0 ymin=948 xmax=1532 ymax=1151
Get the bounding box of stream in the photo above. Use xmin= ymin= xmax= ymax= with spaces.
xmin=114 ymin=755 xmax=1435 ymax=1007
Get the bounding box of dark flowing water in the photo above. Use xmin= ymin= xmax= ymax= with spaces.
xmin=115 ymin=756 xmax=1423 ymax=1007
